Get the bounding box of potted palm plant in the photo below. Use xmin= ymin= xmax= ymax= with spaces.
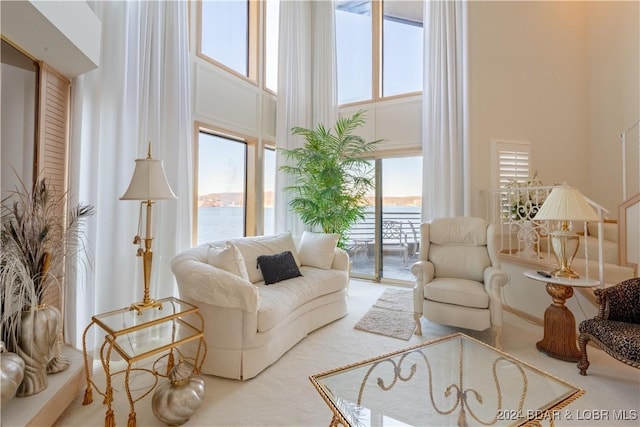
xmin=0 ymin=177 xmax=94 ymax=396
xmin=279 ymin=110 xmax=381 ymax=248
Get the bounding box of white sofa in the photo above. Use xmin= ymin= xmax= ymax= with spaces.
xmin=171 ymin=232 xmax=349 ymax=380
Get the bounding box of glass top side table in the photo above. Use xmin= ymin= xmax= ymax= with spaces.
xmin=81 ymin=296 xmax=206 ymax=427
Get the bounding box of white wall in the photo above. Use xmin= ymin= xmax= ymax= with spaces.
xmin=467 ymin=1 xmax=590 ymax=217
xmin=585 ymin=1 xmax=640 ymax=218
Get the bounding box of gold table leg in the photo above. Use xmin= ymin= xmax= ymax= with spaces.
xmin=536 ymin=283 xmax=581 ymax=362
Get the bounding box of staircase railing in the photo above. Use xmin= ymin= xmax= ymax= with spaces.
xmin=619 ymin=193 xmax=640 ymax=274
xmin=487 ymin=185 xmax=608 ymax=287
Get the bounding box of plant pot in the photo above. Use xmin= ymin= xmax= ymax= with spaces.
xmin=1 ymin=341 xmax=25 ymax=404
xmin=15 ymin=305 xmax=62 ymax=397
xmin=152 ymin=361 xmax=206 ymax=425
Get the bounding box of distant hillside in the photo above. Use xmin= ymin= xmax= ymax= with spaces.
xmin=198 ymin=192 xmax=420 ymax=208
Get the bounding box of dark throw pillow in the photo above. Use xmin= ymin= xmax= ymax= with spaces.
xmin=256 ymin=251 xmax=302 ymax=285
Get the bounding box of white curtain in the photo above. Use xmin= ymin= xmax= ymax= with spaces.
xmin=274 ymin=0 xmax=337 ymax=235
xmin=66 ymin=1 xmax=192 ymax=349
xmin=422 ymin=0 xmax=469 ymax=220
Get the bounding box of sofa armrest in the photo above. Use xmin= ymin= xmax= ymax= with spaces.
xmin=411 ymin=260 xmax=434 ymax=314
xmin=331 ymin=247 xmax=350 ymax=271
xmin=171 ymin=255 xmax=259 ymax=313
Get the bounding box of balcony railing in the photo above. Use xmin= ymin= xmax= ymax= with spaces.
xmin=346 ymin=208 xmax=422 ymax=281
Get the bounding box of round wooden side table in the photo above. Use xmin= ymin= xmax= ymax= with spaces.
xmin=523 ymin=270 xmax=599 ymax=362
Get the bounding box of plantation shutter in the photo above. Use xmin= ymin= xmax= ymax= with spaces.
xmin=497 ymin=145 xmax=530 ymax=188
xmin=491 ymin=140 xmax=531 ymax=220
xmin=37 ymin=63 xmax=71 ymax=312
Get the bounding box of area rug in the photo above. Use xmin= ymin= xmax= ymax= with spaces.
xmin=354 ymin=287 xmax=416 ymax=340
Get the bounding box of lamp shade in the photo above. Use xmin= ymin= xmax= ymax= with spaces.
xmin=533 ymin=184 xmax=600 ymax=222
xmin=120 ymin=158 xmax=176 ymax=200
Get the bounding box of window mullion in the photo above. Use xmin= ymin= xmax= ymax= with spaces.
xmin=372 ymin=0 xmax=382 ymax=101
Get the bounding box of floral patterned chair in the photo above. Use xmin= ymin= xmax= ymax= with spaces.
xmin=577 ymin=277 xmax=640 ymax=375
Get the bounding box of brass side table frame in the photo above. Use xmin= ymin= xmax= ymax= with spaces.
xmin=81 ymin=297 xmax=206 ymax=427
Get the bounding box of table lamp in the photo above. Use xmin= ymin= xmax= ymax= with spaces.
xmin=121 ymin=144 xmax=176 ymax=313
xmin=533 ymin=183 xmax=600 ymax=279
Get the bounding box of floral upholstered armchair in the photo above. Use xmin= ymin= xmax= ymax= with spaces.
xmin=577 ymin=277 xmax=640 ymax=375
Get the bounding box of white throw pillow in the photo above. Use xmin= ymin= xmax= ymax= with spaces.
xmin=298 ymin=231 xmax=340 ymax=269
xmin=232 ymin=232 xmax=300 ymax=283
xmin=207 ymin=242 xmax=250 ymax=281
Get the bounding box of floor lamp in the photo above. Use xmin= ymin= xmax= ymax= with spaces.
xmin=533 ymin=183 xmax=600 ymax=279
xmin=121 ymin=144 xmax=176 ymax=314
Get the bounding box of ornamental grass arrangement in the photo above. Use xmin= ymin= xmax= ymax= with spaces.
xmin=0 ymin=177 xmax=94 ymax=352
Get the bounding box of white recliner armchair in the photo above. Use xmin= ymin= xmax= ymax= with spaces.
xmin=412 ymin=217 xmax=509 ymax=349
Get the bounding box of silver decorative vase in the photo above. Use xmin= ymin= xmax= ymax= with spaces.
xmin=152 ymin=362 xmax=206 ymax=426
xmin=1 ymin=341 xmax=25 ymax=404
xmin=15 ymin=305 xmax=62 ymax=397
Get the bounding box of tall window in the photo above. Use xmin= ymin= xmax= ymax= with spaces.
xmin=336 ymin=1 xmax=373 ymax=104
xmin=264 ymin=0 xmax=279 ymax=92
xmin=382 ymin=1 xmax=423 ymax=97
xmin=336 ymin=0 xmax=423 ymax=105
xmin=200 ymin=1 xmax=257 ymax=81
xmin=197 ymin=132 xmax=247 ymax=244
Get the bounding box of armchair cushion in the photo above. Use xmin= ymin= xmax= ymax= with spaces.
xmin=424 ymin=278 xmax=489 ymax=309
xmin=579 ymin=319 xmax=640 ymax=363
xmin=429 ymin=245 xmax=490 ymax=282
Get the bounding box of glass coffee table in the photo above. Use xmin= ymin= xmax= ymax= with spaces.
xmin=310 ymin=333 xmax=583 ymax=427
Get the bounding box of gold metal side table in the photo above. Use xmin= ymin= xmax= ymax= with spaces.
xmin=81 ymin=297 xmax=206 ymax=427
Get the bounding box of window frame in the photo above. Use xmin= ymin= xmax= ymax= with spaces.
xmin=193 ymin=123 xmax=259 ymax=245
xmin=336 ymin=0 xmax=424 ymax=107
xmin=196 ymin=0 xmax=260 ymax=85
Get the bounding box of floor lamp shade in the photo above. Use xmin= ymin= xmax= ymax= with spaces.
xmin=534 ymin=184 xmax=600 ymax=279
xmin=120 ymin=151 xmax=176 ymax=313
xmin=120 ymin=158 xmax=176 ymax=201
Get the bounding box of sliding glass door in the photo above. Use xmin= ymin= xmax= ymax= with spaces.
xmin=348 ymin=156 xmax=422 ymax=283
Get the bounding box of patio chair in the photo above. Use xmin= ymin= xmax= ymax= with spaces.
xmin=405 ymin=220 xmax=420 ymax=257
xmin=382 ymin=220 xmax=409 ymax=264
xmin=577 ymin=277 xmax=640 ymax=375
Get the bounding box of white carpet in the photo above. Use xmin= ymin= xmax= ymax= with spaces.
xmin=55 ymin=279 xmax=640 ymax=426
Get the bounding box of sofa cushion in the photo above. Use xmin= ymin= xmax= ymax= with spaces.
xmin=257 ymin=251 xmax=303 ymax=285
xmin=207 ymin=242 xmax=250 ymax=281
xmin=297 ymin=231 xmax=340 ymax=269
xmin=256 ymin=267 xmax=347 ymax=332
xmin=231 ymin=233 xmax=300 ymax=283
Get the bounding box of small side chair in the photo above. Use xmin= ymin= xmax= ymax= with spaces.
xmin=577 ymin=277 xmax=640 ymax=375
